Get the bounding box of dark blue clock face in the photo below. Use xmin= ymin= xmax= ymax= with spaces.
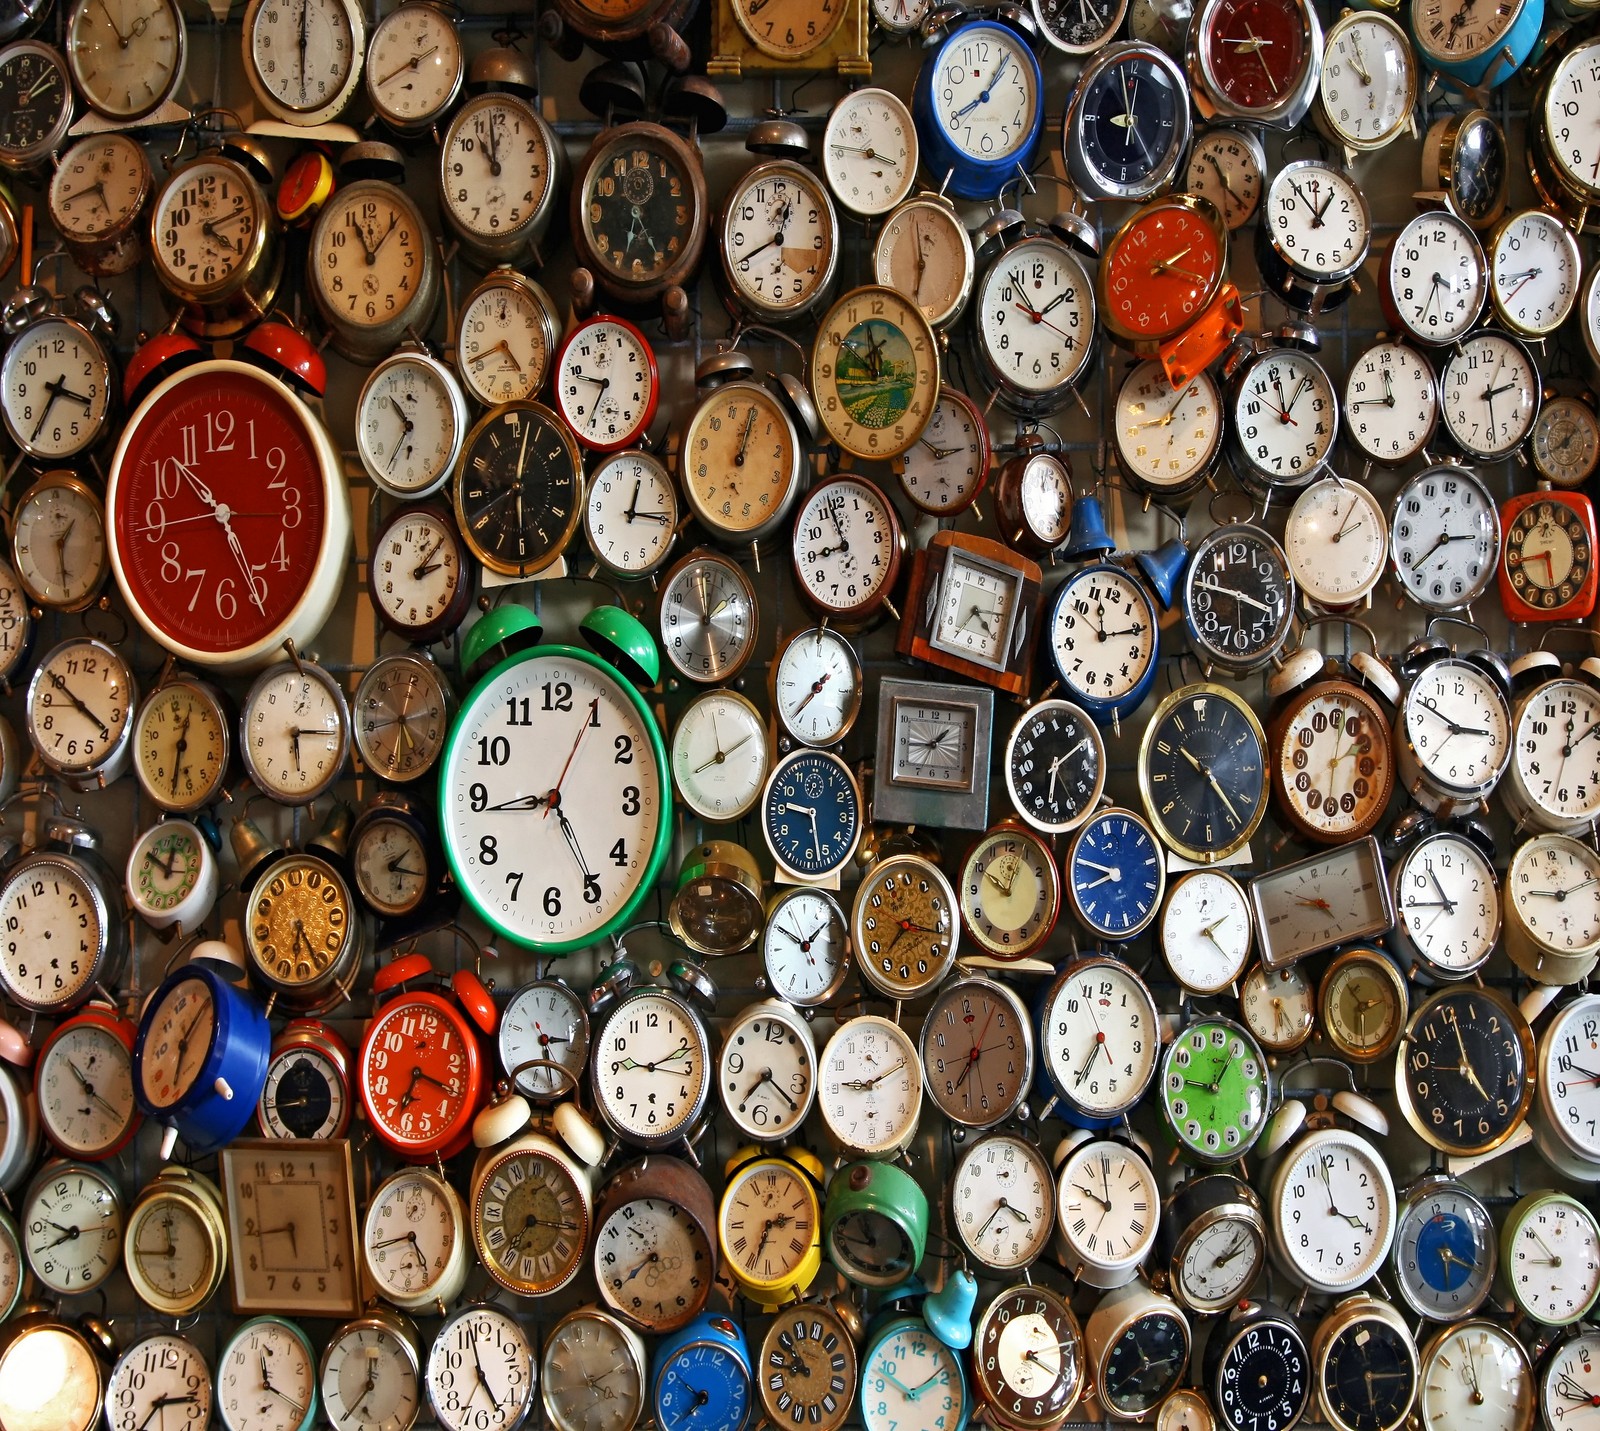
xmin=1322 ymin=1321 xmax=1415 ymax=1431
xmin=1216 ymin=1321 xmax=1309 ymax=1431
xmin=1103 ymin=1312 xmax=1188 ymax=1416
xmin=764 ymin=751 xmax=861 ymax=879
xmin=1412 ymin=1209 xmax=1485 ymax=1296
xmin=1070 ymin=812 xmax=1163 ymax=937
xmin=1143 ymin=692 xmax=1266 ymax=857
xmin=1080 ymin=56 xmax=1181 ymax=189
xmin=656 ymin=1344 xmax=750 ymax=1431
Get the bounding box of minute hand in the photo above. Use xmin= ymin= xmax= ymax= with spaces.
xmin=1181 ymin=747 xmax=1243 ymax=825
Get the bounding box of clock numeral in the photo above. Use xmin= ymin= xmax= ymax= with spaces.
xmin=479 ymin=836 xmax=497 ymax=866
xmin=506 ymin=872 xmax=523 ymax=902
xmin=610 ymin=839 xmax=628 ymax=867
xmin=542 ymin=681 xmax=573 ymax=712
xmin=506 ymin=697 xmax=532 ymax=726
xmin=544 ymin=887 xmax=561 ymax=917
xmin=476 ymin=737 xmax=510 ymax=766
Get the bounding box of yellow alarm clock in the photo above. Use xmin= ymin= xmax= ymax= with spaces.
xmin=717 ymin=1146 xmax=824 ymax=1307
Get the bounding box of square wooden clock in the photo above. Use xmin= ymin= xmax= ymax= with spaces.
xmin=220 ymin=1138 xmax=363 ymax=1317
xmin=707 ymin=0 xmax=870 ymax=77
xmin=872 ymin=676 xmax=994 ymax=830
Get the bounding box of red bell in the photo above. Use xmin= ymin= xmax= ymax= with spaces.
xmin=238 ymin=319 xmax=326 ymax=398
xmin=122 ymin=329 xmax=204 ymax=407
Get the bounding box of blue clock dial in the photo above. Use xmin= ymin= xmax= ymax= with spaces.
xmin=1139 ymin=685 xmax=1268 ymax=863
xmin=1068 ymin=809 xmax=1166 ymax=939
xmin=654 ymin=1336 xmax=752 ymax=1431
xmin=762 ymin=749 xmax=862 ymax=882
xmin=1080 ymin=55 xmax=1182 ymax=190
xmin=860 ymin=1315 xmax=968 ymax=1431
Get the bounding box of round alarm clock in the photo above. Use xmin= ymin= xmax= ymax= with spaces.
xmin=651 ymin=1314 xmax=753 ymax=1431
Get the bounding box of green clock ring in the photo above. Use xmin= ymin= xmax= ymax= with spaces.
xmin=439 ymin=641 xmax=672 ymax=955
xmin=1158 ymin=1016 xmax=1272 ymax=1166
xmin=823 ymin=1159 xmax=930 ymax=1289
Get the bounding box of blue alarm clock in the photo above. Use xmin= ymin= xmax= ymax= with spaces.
xmin=1408 ymin=0 xmax=1543 ymax=87
xmin=761 ymin=749 xmax=863 ymax=884
xmin=912 ymin=18 xmax=1045 ymax=200
xmin=1046 ymin=564 xmax=1161 ymax=727
xmin=652 ymin=1313 xmax=753 ymax=1431
xmin=133 ymin=962 xmax=272 ymax=1159
xmin=1066 ymin=807 xmax=1167 ymax=940
xmin=859 ymin=1313 xmax=969 ymax=1431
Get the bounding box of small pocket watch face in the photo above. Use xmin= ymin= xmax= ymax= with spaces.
xmin=353 ymin=652 xmax=453 ymax=784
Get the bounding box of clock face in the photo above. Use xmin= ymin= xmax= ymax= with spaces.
xmin=1160 ymin=1018 xmax=1269 ymax=1162
xmin=1505 ymin=1197 xmax=1600 ymax=1324
xmin=721 ymin=162 xmax=837 ymax=317
xmin=655 ymin=1341 xmax=751 ymax=1431
xmin=1422 ymin=1322 xmax=1529 ymax=1431
xmin=1201 ymin=0 xmax=1309 ymax=111
xmin=241 ymin=662 xmax=348 ymax=805
xmin=368 ymin=506 xmax=466 ymax=643
xmin=1542 ymin=1330 xmax=1600 ymax=1431
xmin=1 ymin=317 xmax=110 ymax=461
xmin=773 ymin=627 xmax=861 ymax=747
xmin=680 ymin=382 xmax=801 ymax=540
xmin=359 ymin=995 xmax=477 ymax=1155
xmin=1003 ymin=698 xmax=1105 ymax=834
xmin=1140 ymin=685 xmax=1268 ymax=861
xmin=137 ymin=974 xmax=215 ymax=1110
xmin=544 ymin=1312 xmax=643 ymax=1431
xmin=919 ymin=977 xmax=1030 ymax=1127
xmin=861 ymin=1321 xmax=964 ymax=1431
xmin=1114 ymin=362 xmax=1224 ymax=492
xmin=134 ymin=679 xmax=228 ymax=812
xmin=719 ymin=1157 xmax=816 ymax=1289
xmin=498 ymin=980 xmax=588 ymax=1102
xmin=929 ymin=23 xmax=1038 ymax=165
xmin=1390 ymin=466 xmax=1499 ymax=611
xmin=761 ymin=888 xmax=849 ymax=1006
xmin=23 ymin=1162 xmax=121 ymax=1293
xmin=1102 ymin=1310 xmax=1189 ymax=1418
xmin=719 ymin=1008 xmax=815 ymax=1139
xmin=1399 ymin=988 xmax=1532 ymax=1155
xmin=152 ymin=158 xmax=265 ymax=295
xmin=475 ymin=1143 xmax=588 ymax=1296
xmin=1273 ymin=683 xmax=1394 ymax=841
xmin=1175 ymin=1204 xmax=1264 ymax=1311
xmin=1510 ymin=835 xmax=1600 ymax=954
xmin=873 ymin=197 xmax=973 ymax=329
xmin=1101 ymin=199 xmax=1222 ymax=342
xmin=853 ymin=855 xmax=957 ymax=999
xmin=1184 ymin=526 xmax=1293 ymax=669
xmin=1413 ymin=0 xmax=1519 ymax=61
xmin=1231 ymin=350 xmax=1338 ymax=484
xmin=1393 ymin=832 xmax=1498 ymax=978
xmin=791 ymin=476 xmax=901 ymax=620
xmin=1036 ymin=0 xmax=1124 ymax=49
xmin=1393 ymin=1182 xmax=1496 ymax=1319
xmin=1241 ymin=962 xmax=1314 ymax=1052
xmin=1320 ymin=1315 xmax=1416 ymax=1431
xmin=898 ymin=387 xmax=987 ymax=516
xmin=1072 ymin=48 xmax=1185 ymax=196
xmin=1403 ymin=659 xmax=1510 ymax=796
xmin=0 ymin=559 xmax=31 ymax=686
xmin=1491 ymin=209 xmax=1579 ymax=335
xmin=427 ymin=1308 xmax=534 ymax=1431
xmin=1533 ymin=398 xmax=1600 ymax=489
xmin=130 ymin=822 xmax=209 ymax=920
xmin=246 ymin=0 xmax=357 ymax=115
xmin=351 ymin=816 xmax=430 ymax=918
xmin=1318 ymin=12 xmax=1413 ymax=148
xmin=823 ymin=88 xmax=916 ymax=216
xmin=1272 ymin=1128 xmax=1395 ymax=1292
xmin=1505 ymin=497 xmax=1593 ymax=611
xmin=1285 ymin=478 xmax=1388 ymax=608
xmin=975 ymin=239 xmax=1094 ymax=402
xmin=321 ymin=1321 xmax=419 ymax=1431
xmin=974 ymin=1286 xmax=1083 ymax=1426
xmin=1185 ymin=127 xmax=1264 ymax=230
xmin=1161 ymin=870 xmax=1251 ymax=992
xmin=110 ymin=365 xmax=332 ymax=657
xmin=107 ymin=1337 xmax=214 ymax=1431
xmin=1039 ymin=956 xmax=1160 ymax=1118
xmin=812 ymin=285 xmax=938 ymax=459
xmin=12 ymin=476 xmax=106 ymax=611
xmin=585 ymin=450 xmax=679 ymax=578
xmin=730 ymin=0 xmax=844 ymax=53
xmin=26 ymin=638 xmax=133 ymax=781
xmin=671 ymin=690 xmax=768 ymax=823
xmin=1212 ymin=1317 xmax=1310 ymax=1431
xmin=762 ymin=749 xmax=861 ymax=883
xmin=126 ymin=1188 xmax=218 ymax=1310
xmin=353 ymin=654 xmax=451 ymax=785
xmin=356 ymin=352 xmax=464 ymax=498
xmin=38 ymin=1019 xmax=136 ymax=1158
xmin=759 ymin=1307 xmax=856 ymax=1431
xmin=1069 ymin=809 xmax=1166 ymax=939
xmin=363 ymin=1169 xmax=461 ymax=1305
xmin=0 ymin=855 xmax=106 ymax=1012
xmin=951 ymin=1133 xmax=1053 ymax=1270
xmin=1058 ymin=1140 xmax=1160 ymax=1278
xmin=818 ymin=1016 xmax=920 ymax=1157
xmin=0 ymin=42 xmax=69 ymax=161
xmin=1388 ymin=211 xmax=1486 ymax=343
xmin=365 ymin=0 xmax=460 ymax=125
xmin=889 ymin=693 xmax=979 ymax=790
xmin=311 ymin=184 xmax=430 ymax=338
xmin=554 ymin=316 xmax=657 ymax=452
xmin=594 ymin=1191 xmax=711 ymax=1330
xmin=578 ymin=127 xmax=701 ymax=290
xmin=453 ymin=402 xmax=581 ymax=578
xmin=659 ymin=551 xmax=758 ymax=684
xmin=259 ymin=1042 xmax=344 ymax=1141
xmin=1440 ymin=330 xmax=1539 ymax=460
xmin=455 ymin=275 xmax=556 ymax=406
xmin=958 ymin=825 xmax=1060 ymax=959
xmin=1344 ymin=340 xmax=1437 ymax=466
xmin=593 ymin=992 xmax=709 ymax=1147
xmin=931 ymin=553 xmax=1018 ymax=667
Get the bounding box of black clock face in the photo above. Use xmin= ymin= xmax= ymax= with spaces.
xmin=1079 ymin=55 xmax=1181 ymax=188
xmin=829 ymin=1209 xmax=912 ymax=1280
xmin=1103 ymin=1311 xmax=1188 ymax=1417
xmin=1450 ymin=117 xmax=1506 ymax=226
xmin=1142 ymin=690 xmax=1267 ymax=858
xmin=1005 ymin=699 xmax=1103 ymax=833
xmin=0 ymin=47 xmax=66 ymax=155
xmin=581 ymin=133 xmax=698 ymax=287
xmin=454 ymin=403 xmax=580 ymax=575
xmin=1184 ymin=527 xmax=1292 ymax=665
xmin=267 ymin=1055 xmax=334 ymax=1138
xmin=1215 ymin=1319 xmax=1310 ymax=1431
xmin=1400 ymin=989 xmax=1532 ymax=1154
xmin=1037 ymin=0 xmax=1118 ymax=45
xmin=1322 ymin=1320 xmax=1415 ymax=1431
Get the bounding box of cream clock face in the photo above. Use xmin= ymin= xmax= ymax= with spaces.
xmin=364 ymin=1170 xmax=461 ymax=1304
xmin=312 ymin=186 xmax=429 ymax=337
xmin=67 ymin=0 xmax=183 ymax=118
xmin=594 ymin=993 xmax=709 ymax=1145
xmin=952 ymin=1134 xmax=1053 ymax=1269
xmin=153 ymin=160 xmax=262 ymax=294
xmin=247 ymin=0 xmax=359 ymax=116
xmin=720 ymin=1158 xmax=816 ymax=1286
xmin=818 ymin=1017 xmax=921 ymax=1156
xmin=719 ymin=1006 xmax=815 ymax=1139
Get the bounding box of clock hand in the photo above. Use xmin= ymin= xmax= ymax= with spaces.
xmin=1191 ymin=576 xmax=1279 ymax=614
xmin=693 ymin=732 xmax=753 ymax=774
xmin=297 ymin=0 xmax=309 ymax=101
xmin=375 ymin=43 xmax=438 ymax=86
xmin=542 ymin=698 xmax=600 ymax=821
xmin=44 ymin=1220 xmax=82 ymax=1248
xmin=1203 ymin=152 xmax=1241 ymax=206
xmin=791 ymin=670 xmax=832 ymax=716
xmin=1243 ymin=22 xmax=1278 ymax=92
xmin=95 ymin=0 xmax=129 ymax=43
xmin=484 ymin=110 xmax=502 ymax=178
xmin=45 ymin=669 xmax=111 ymax=739
xmin=843 ymin=1059 xmax=906 ymax=1091
xmin=736 ymin=231 xmax=786 ymax=271
xmin=554 ymin=806 xmax=603 ymax=906
xmin=65 ymin=1059 xmax=122 ymax=1120
xmin=907 ymin=1369 xmax=949 ymax=1400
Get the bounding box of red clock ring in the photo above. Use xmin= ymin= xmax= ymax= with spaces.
xmin=359 ymin=988 xmax=484 ymax=1161
xmin=36 ymin=1004 xmax=141 ymax=1159
xmin=552 ymin=314 xmax=660 ymax=453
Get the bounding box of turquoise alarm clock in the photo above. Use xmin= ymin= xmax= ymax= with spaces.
xmin=912 ymin=17 xmax=1045 ymax=200
xmin=1408 ymin=0 xmax=1543 ymax=88
xmin=217 ymin=1317 xmax=320 ymax=1431
xmin=651 ymin=1313 xmax=753 ymax=1431
xmin=132 ymin=962 xmax=272 ymax=1160
xmin=860 ymin=1313 xmax=969 ymax=1431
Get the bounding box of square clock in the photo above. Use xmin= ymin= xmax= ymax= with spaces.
xmin=873 ymin=676 xmax=993 ymax=830
xmin=219 ymin=1138 xmax=363 ymax=1317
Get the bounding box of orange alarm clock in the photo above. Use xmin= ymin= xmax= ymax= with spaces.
xmin=1498 ymin=487 xmax=1598 ymax=621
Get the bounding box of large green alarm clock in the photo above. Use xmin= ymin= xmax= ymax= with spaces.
xmin=439 ymin=610 xmax=672 ymax=954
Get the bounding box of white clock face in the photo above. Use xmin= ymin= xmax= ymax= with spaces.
xmin=585 ymin=451 xmax=678 ymax=578
xmin=442 ymin=651 xmax=663 ymax=947
xmin=39 ymin=1020 xmax=135 ymax=1157
xmin=247 ymin=0 xmax=356 ymax=114
xmin=720 ymin=1159 xmax=816 ymax=1284
xmin=959 ymin=829 xmax=1058 ymax=959
xmin=0 ymin=561 xmax=29 ymax=684
xmin=1178 ymin=1213 xmax=1261 ymax=1308
xmin=671 ymin=692 xmax=768 ymax=822
xmin=934 ymin=556 xmax=1015 ymax=664
xmin=27 ymin=638 xmax=131 ymax=778
xmin=498 ymin=980 xmax=587 ymax=1101
xmin=1184 ymin=127 xmax=1264 ymax=230
xmin=12 ymin=480 xmax=105 ymax=609
xmin=1440 ymin=330 xmax=1538 ymax=459
xmin=1344 ymin=340 xmax=1437 ymax=465
xmin=313 ymin=187 xmax=429 ymax=337
xmin=723 ymin=164 xmax=836 ymax=315
xmin=934 ymin=25 xmax=1037 ymax=162
xmin=1284 ymin=478 xmax=1387 ymax=606
xmin=321 ymin=1321 xmax=418 ymax=1431
xmin=1508 ymin=1199 xmax=1600 ymax=1323
xmin=1543 ymin=995 xmax=1600 ymax=1163
xmin=456 ymin=278 xmax=553 ymax=406
xmin=24 ymin=1163 xmax=121 ymax=1292
xmin=1514 ymin=679 xmax=1600 ymax=827
xmin=153 ymin=160 xmax=262 ymax=293
xmin=762 ymin=889 xmax=848 ymax=1005
xmin=977 ymin=241 xmax=1093 ymax=398
xmin=1050 ymin=565 xmax=1158 ymax=705
xmin=1390 ymin=466 xmax=1498 ymax=611
xmin=1318 ymin=13 xmax=1412 ymax=146
xmin=1393 ymin=833 xmax=1498 ymax=977
xmin=219 ymin=1321 xmax=316 ymax=1431
xmin=1160 ymin=871 xmax=1251 ymax=992
xmin=660 ymin=556 xmax=756 ymax=683
xmin=49 ymin=134 xmax=148 ymax=242
xmin=1413 ymin=0 xmax=1518 ymax=60
xmin=871 ymin=0 xmax=929 ymax=27
xmin=1264 ymin=163 xmax=1367 ymax=278
xmin=1545 ymin=43 xmax=1600 ymax=193
xmin=243 ymin=666 xmax=345 ymax=801
xmin=773 ymin=627 xmax=859 ymax=747
xmin=352 ymin=817 xmax=428 ymax=917
xmin=1272 ymin=1130 xmax=1394 ymax=1291
xmin=899 ymin=388 xmax=987 ymax=515
xmin=369 ymin=508 xmax=462 ymax=639
xmin=427 ymin=1309 xmax=533 ymax=1431
xmin=108 ymin=1337 xmax=213 ymax=1431
xmin=952 ymin=1134 xmax=1053 ymax=1269
xmin=593 ymin=1194 xmax=711 ymax=1326
xmin=441 ymin=94 xmax=551 ymax=241
xmin=1491 ymin=209 xmax=1580 ymax=335
xmin=1057 ymin=1140 xmax=1159 ymax=1273
xmin=719 ymin=1007 xmax=815 ymax=1139
xmin=1019 ymin=455 xmax=1073 ymax=545
xmin=0 ymin=856 xmax=103 ymax=1010
xmin=819 ymin=1016 xmax=920 ymax=1156
xmin=1232 ymin=351 xmax=1336 ymax=481
xmin=365 ymin=0 xmax=459 ymax=124
xmin=594 ymin=993 xmax=708 ymax=1144
xmin=1542 ymin=1329 xmax=1600 ymax=1431
xmin=1388 ymin=211 xmax=1486 ymax=343
xmin=823 ymin=88 xmax=916 ymax=215
xmin=1114 ymin=362 xmax=1223 ymax=489
xmin=873 ymin=197 xmax=974 ymax=328
xmin=1040 ymin=960 xmax=1158 ymax=1116
xmin=792 ymin=479 xmax=897 ymax=615
xmin=1423 ymin=1325 xmax=1528 ymax=1431
xmin=543 ymin=1314 xmax=642 ymax=1431
xmin=67 ymin=0 xmax=182 ymax=117
xmin=129 ymin=822 xmax=209 ymax=919
xmin=1404 ymin=661 xmax=1509 ymax=793
xmin=1511 ymin=836 xmax=1600 ymax=953
xmin=555 ymin=318 xmax=655 ymax=449
xmin=1 ymin=317 xmax=109 ymax=461
xmin=364 ymin=1170 xmax=460 ymax=1303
